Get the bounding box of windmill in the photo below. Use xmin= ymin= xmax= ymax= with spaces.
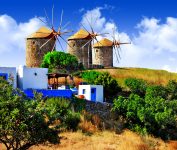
xmin=26 ymin=6 xmax=73 ymax=68
xmin=77 ymin=16 xmax=109 ymax=68
xmin=92 ymin=26 xmax=130 ymax=67
xmin=111 ymin=26 xmax=131 ymax=64
xmin=37 ymin=5 xmax=73 ymax=52
xmin=80 ymin=16 xmax=108 ymax=49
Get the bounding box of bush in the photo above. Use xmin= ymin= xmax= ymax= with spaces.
xmin=0 ymin=78 xmax=59 ymax=150
xmin=113 ymin=94 xmax=177 ymax=139
xmin=125 ymin=78 xmax=147 ymax=96
xmin=94 ymin=72 xmax=121 ymax=100
xmin=44 ymin=97 xmax=81 ymax=131
xmin=71 ymin=96 xmax=86 ymax=112
xmin=44 ymin=98 xmax=71 ymax=125
xmin=65 ymin=112 xmax=80 ymax=131
xmin=166 ymin=80 xmax=177 ymax=100
xmin=146 ymin=85 xmax=168 ymax=99
xmin=81 ymin=71 xmax=102 ymax=84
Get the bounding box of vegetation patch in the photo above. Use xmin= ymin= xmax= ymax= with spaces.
xmin=113 ymin=79 xmax=177 ymax=140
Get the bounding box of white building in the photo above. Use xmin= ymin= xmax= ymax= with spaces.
xmin=78 ymin=85 xmax=103 ymax=102
xmin=17 ymin=65 xmax=48 ymax=90
xmin=0 ymin=67 xmax=17 ymax=88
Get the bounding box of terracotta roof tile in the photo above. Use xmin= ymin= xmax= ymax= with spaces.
xmin=27 ymin=26 xmax=52 ymax=39
xmin=93 ymin=38 xmax=113 ymax=47
xmin=68 ymin=29 xmax=90 ymax=40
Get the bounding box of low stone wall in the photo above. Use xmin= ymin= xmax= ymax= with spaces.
xmin=85 ymin=100 xmax=124 ymax=133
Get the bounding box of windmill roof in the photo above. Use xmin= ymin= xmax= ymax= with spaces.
xmin=27 ymin=26 xmax=52 ymax=39
xmin=68 ymin=29 xmax=90 ymax=40
xmin=93 ymin=38 xmax=113 ymax=48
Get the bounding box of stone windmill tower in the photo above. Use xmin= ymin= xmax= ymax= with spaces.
xmin=26 ymin=7 xmax=72 ymax=68
xmin=93 ymin=38 xmax=130 ymax=67
xmin=67 ymin=29 xmax=92 ymax=69
xmin=93 ymin=38 xmax=113 ymax=67
xmin=26 ymin=27 xmax=55 ymax=67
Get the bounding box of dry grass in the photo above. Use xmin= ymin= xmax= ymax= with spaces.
xmin=27 ymin=130 xmax=177 ymax=150
xmin=1 ymin=130 xmax=176 ymax=150
xmin=95 ymin=67 xmax=177 ymax=88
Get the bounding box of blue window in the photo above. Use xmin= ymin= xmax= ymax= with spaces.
xmin=82 ymin=89 xmax=86 ymax=94
xmin=0 ymin=73 xmax=8 ymax=80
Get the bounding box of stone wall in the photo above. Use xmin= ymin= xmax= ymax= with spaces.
xmin=67 ymin=39 xmax=92 ymax=69
xmin=26 ymin=38 xmax=55 ymax=67
xmin=93 ymin=46 xmax=113 ymax=67
xmin=85 ymin=100 xmax=123 ymax=133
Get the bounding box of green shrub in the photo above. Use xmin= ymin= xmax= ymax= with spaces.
xmin=65 ymin=112 xmax=80 ymax=131
xmin=113 ymin=94 xmax=177 ymax=139
xmin=44 ymin=98 xmax=71 ymax=124
xmin=44 ymin=97 xmax=81 ymax=131
xmin=125 ymin=78 xmax=147 ymax=96
xmin=81 ymin=71 xmax=102 ymax=84
xmin=71 ymin=96 xmax=86 ymax=112
xmin=146 ymin=85 xmax=168 ymax=99
xmin=94 ymin=72 xmax=121 ymax=100
xmin=166 ymin=80 xmax=177 ymax=100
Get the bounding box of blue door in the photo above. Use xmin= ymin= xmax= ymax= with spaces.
xmin=91 ymin=88 xmax=96 ymax=102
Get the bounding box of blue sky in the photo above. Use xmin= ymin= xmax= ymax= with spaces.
xmin=0 ymin=0 xmax=177 ymax=72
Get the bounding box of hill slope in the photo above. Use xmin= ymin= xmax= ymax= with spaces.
xmin=94 ymin=67 xmax=177 ymax=87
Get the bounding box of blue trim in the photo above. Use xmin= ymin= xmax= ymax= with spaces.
xmin=24 ymin=89 xmax=73 ymax=99
xmin=0 ymin=73 xmax=8 ymax=80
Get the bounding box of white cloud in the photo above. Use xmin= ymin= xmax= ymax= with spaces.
xmin=0 ymin=14 xmax=44 ymax=67
xmin=80 ymin=7 xmax=106 ymax=32
xmin=80 ymin=8 xmax=177 ymax=72
xmin=0 ymin=14 xmax=44 ymax=54
xmin=162 ymin=65 xmax=177 ymax=73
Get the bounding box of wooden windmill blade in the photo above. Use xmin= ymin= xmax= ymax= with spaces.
xmin=61 ymin=21 xmax=70 ymax=31
xmin=81 ymin=39 xmax=93 ymax=49
xmin=112 ymin=32 xmax=120 ymax=63
xmin=44 ymin=8 xmax=52 ymax=27
xmin=56 ymin=37 xmax=64 ymax=52
xmin=112 ymin=26 xmax=121 ymax=63
xmin=37 ymin=6 xmax=74 ymax=51
xmin=58 ymin=9 xmax=64 ymax=31
xmin=111 ymin=25 xmax=131 ymax=64
xmin=113 ymin=46 xmax=120 ymax=63
xmin=40 ymin=35 xmax=55 ymax=49
xmin=80 ymin=17 xmax=109 ymax=48
xmin=52 ymin=4 xmax=55 ymax=28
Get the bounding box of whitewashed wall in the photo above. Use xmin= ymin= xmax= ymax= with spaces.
xmin=0 ymin=67 xmax=17 ymax=88
xmin=17 ymin=65 xmax=48 ymax=90
xmin=78 ymin=85 xmax=103 ymax=102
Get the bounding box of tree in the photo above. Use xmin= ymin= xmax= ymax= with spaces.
xmin=41 ymin=51 xmax=84 ymax=73
xmin=0 ymin=78 xmax=59 ymax=150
